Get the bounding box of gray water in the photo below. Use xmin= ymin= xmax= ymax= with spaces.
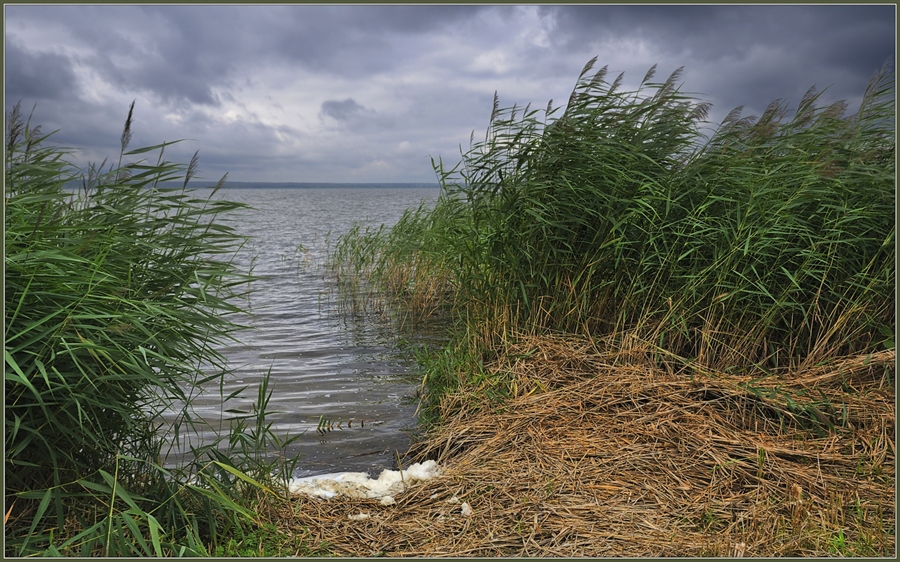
xmin=169 ymin=186 xmax=440 ymax=478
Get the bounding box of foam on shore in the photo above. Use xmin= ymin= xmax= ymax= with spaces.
xmin=288 ymin=460 xmax=442 ymax=500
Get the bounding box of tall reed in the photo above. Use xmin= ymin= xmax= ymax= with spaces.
xmin=328 ymin=58 xmax=895 ymax=419
xmin=4 ymin=103 xmax=303 ymax=555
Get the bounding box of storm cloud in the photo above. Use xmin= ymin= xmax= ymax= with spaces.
xmin=4 ymin=4 xmax=894 ymax=183
xmin=321 ymin=98 xmax=367 ymax=122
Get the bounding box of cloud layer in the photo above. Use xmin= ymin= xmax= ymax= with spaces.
xmin=5 ymin=4 xmax=894 ymax=183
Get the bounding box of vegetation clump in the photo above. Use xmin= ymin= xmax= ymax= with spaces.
xmin=4 ymin=103 xmax=320 ymax=556
xmin=329 ymin=58 xmax=895 ymax=422
xmin=7 ymin=53 xmax=893 ymax=556
xmin=323 ymin=60 xmax=894 ymax=555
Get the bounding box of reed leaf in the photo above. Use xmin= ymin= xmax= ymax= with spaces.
xmin=4 ymin=102 xmax=309 ymax=556
xmin=326 ymin=58 xmax=894 ymax=424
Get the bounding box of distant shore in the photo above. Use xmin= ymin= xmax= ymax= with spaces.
xmin=212 ymin=181 xmax=440 ymax=189
xmin=63 ymin=180 xmax=441 ymax=190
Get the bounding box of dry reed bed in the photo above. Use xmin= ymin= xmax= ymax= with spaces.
xmin=286 ymin=335 xmax=895 ymax=557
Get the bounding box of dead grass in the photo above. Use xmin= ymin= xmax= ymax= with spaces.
xmin=282 ymin=334 xmax=895 ymax=557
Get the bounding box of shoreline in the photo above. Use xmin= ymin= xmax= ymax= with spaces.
xmin=280 ymin=333 xmax=895 ymax=557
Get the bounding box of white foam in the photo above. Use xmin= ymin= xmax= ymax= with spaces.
xmin=288 ymin=460 xmax=442 ymax=500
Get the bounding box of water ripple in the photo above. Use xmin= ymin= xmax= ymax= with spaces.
xmin=168 ymin=187 xmax=438 ymax=477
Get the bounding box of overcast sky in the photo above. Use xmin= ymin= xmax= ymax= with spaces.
xmin=4 ymin=3 xmax=895 ymax=184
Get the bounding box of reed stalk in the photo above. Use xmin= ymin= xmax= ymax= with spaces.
xmin=327 ymin=58 xmax=895 ymax=424
xmin=4 ymin=103 xmax=310 ymax=555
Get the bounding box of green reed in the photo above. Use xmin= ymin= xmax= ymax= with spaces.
xmin=5 ymin=103 xmax=310 ymax=556
xmin=328 ymin=58 xmax=894 ymax=419
xmin=325 ymin=199 xmax=460 ymax=327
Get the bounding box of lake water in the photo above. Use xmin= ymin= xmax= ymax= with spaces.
xmin=167 ymin=186 xmax=440 ymax=478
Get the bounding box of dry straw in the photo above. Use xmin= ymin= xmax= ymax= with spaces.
xmin=284 ymin=333 xmax=894 ymax=557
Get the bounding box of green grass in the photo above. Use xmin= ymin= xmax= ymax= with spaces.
xmin=4 ymin=102 xmax=325 ymax=556
xmin=327 ymin=58 xmax=895 ymax=425
xmin=212 ymin=521 xmax=330 ymax=557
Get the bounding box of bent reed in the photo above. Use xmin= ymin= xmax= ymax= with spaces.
xmin=5 ymin=103 xmax=319 ymax=556
xmin=6 ymin=53 xmax=893 ymax=556
xmin=330 ymin=58 xmax=894 ymax=422
xmin=326 ymin=59 xmax=895 ymax=555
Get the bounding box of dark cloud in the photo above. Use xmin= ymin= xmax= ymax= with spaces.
xmin=543 ymin=4 xmax=892 ymax=62
xmin=541 ymin=4 xmax=894 ymax=113
xmin=215 ymin=5 xmax=491 ymax=78
xmin=81 ymin=7 xmax=233 ymax=106
xmin=3 ymin=4 xmax=894 ymax=183
xmin=4 ymin=38 xmax=78 ymax=102
xmin=320 ymin=98 xmax=367 ymax=122
xmin=338 ymin=4 xmax=489 ymax=34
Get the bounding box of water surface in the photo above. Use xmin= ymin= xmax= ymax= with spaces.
xmin=170 ymin=186 xmax=439 ymax=477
